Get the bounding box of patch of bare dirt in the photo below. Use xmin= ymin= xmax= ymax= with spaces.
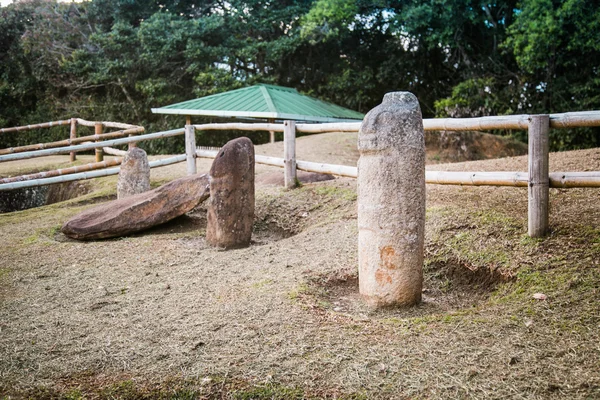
xmin=425 ymin=130 xmax=528 ymax=163
xmin=0 ymin=137 xmax=599 ymax=399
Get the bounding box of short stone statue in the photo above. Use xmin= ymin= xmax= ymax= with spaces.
xmin=358 ymin=92 xmax=426 ymax=308
xmin=206 ymin=137 xmax=255 ymax=249
xmin=117 ymin=147 xmax=150 ymax=199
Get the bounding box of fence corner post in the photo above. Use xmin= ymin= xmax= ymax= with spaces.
xmin=528 ymin=114 xmax=550 ymax=237
xmin=94 ymin=122 xmax=104 ymax=162
xmin=70 ymin=118 xmax=77 ymax=162
xmin=283 ymin=120 xmax=297 ymax=189
xmin=358 ymin=91 xmax=426 ymax=308
xmin=185 ymin=124 xmax=197 ymax=175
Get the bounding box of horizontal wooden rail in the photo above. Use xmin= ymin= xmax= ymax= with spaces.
xmin=75 ymin=118 xmax=142 ymax=130
xmin=0 ymin=119 xmax=72 ymax=134
xmin=102 ymin=121 xmax=143 ymax=130
xmin=296 ymin=160 xmax=358 ymax=177
xmin=103 ymin=147 xmax=128 ymax=157
xmin=548 ymin=171 xmax=600 ymax=188
xmin=0 ymin=128 xmax=184 ymax=163
xmin=296 ymin=122 xmax=362 ymax=133
xmin=0 ymin=158 xmax=123 ymax=184
xmin=193 ymin=122 xmax=285 ymax=132
xmin=0 ymin=155 xmax=186 ymax=192
xmin=294 ymin=110 xmax=600 ymax=133
xmin=423 ymin=115 xmax=530 ymax=131
xmin=0 ymin=127 xmax=144 ymax=155
xmin=427 ymin=171 xmax=528 ymax=186
xmin=74 ymin=119 xmax=98 ymax=127
xmin=0 ymin=118 xmax=143 ymax=134
xmin=256 ymin=154 xmax=285 ymax=168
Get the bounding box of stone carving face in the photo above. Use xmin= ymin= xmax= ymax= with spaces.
xmin=358 ymin=92 xmax=422 ymax=155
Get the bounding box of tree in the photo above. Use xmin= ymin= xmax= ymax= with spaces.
xmin=506 ymin=0 xmax=600 ymax=149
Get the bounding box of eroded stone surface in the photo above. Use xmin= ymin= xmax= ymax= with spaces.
xmin=62 ymin=174 xmax=209 ymax=240
xmin=117 ymin=148 xmax=150 ymax=199
xmin=357 ymin=91 xmax=426 ymax=308
xmin=206 ymin=137 xmax=255 ymax=249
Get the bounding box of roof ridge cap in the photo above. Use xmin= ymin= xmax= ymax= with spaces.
xmin=257 ymin=83 xmax=298 ymax=92
xmin=259 ymin=85 xmax=277 ymax=113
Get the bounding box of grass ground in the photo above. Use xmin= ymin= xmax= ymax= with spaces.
xmin=0 ymin=133 xmax=598 ymax=399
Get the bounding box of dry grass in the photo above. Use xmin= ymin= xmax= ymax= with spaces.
xmin=0 ymin=135 xmax=599 ymax=399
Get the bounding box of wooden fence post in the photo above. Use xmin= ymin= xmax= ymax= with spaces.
xmin=95 ymin=122 xmax=104 ymax=162
xmin=284 ymin=120 xmax=297 ymax=189
xmin=70 ymin=118 xmax=77 ymax=162
xmin=128 ymin=128 xmax=137 ymax=149
xmin=528 ymin=114 xmax=550 ymax=237
xmin=185 ymin=124 xmax=197 ymax=175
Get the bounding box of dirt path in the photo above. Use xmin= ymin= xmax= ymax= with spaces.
xmin=0 ymin=136 xmax=599 ymax=399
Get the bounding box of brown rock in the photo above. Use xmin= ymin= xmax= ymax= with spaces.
xmin=62 ymin=174 xmax=209 ymax=240
xmin=206 ymin=137 xmax=255 ymax=249
xmin=117 ymin=147 xmax=150 ymax=199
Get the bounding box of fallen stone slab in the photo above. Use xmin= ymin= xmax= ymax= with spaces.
xmin=62 ymin=174 xmax=210 ymax=240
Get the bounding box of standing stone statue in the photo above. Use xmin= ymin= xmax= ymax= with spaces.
xmin=117 ymin=147 xmax=150 ymax=199
xmin=357 ymin=92 xmax=426 ymax=308
xmin=206 ymin=137 xmax=255 ymax=249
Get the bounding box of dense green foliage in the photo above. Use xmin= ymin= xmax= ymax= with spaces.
xmin=1 ymin=0 xmax=598 ymax=151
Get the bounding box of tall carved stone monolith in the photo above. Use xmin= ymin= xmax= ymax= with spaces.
xmin=206 ymin=137 xmax=255 ymax=249
xmin=357 ymin=92 xmax=426 ymax=308
xmin=117 ymin=147 xmax=150 ymax=199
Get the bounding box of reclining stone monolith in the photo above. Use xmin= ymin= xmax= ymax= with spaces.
xmin=117 ymin=147 xmax=150 ymax=199
xmin=61 ymin=174 xmax=210 ymax=240
xmin=357 ymin=91 xmax=426 ymax=308
xmin=206 ymin=137 xmax=255 ymax=249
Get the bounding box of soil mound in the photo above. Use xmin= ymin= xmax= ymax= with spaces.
xmin=425 ymin=130 xmax=527 ymax=163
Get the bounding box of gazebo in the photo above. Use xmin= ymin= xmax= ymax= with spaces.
xmin=151 ymin=84 xmax=364 ymax=142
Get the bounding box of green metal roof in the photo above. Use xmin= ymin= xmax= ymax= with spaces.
xmin=151 ymin=84 xmax=364 ymax=122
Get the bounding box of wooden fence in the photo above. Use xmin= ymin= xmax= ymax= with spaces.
xmin=0 ymin=118 xmax=144 ymax=163
xmin=1 ymin=110 xmax=599 ymax=237
xmin=188 ymin=110 xmax=600 ymax=238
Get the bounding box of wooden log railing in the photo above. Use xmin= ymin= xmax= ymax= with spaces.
xmin=0 ymin=120 xmax=73 ymax=134
xmin=195 ymin=149 xmax=600 ymax=188
xmin=190 ymin=110 xmax=599 ymax=238
xmin=0 ymin=155 xmax=186 ymax=191
xmin=2 ymin=110 xmax=599 ymax=238
xmin=0 ymin=158 xmax=123 ymax=184
xmin=0 ymin=128 xmax=183 ymax=162
xmin=0 ymin=118 xmax=144 ymax=162
xmin=294 ymin=110 xmax=600 ymax=133
xmin=0 ymin=127 xmax=144 ymax=156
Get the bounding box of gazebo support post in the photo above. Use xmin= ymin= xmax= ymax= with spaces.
xmin=284 ymin=120 xmax=297 ymax=189
xmin=268 ymin=118 xmax=275 ymax=143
